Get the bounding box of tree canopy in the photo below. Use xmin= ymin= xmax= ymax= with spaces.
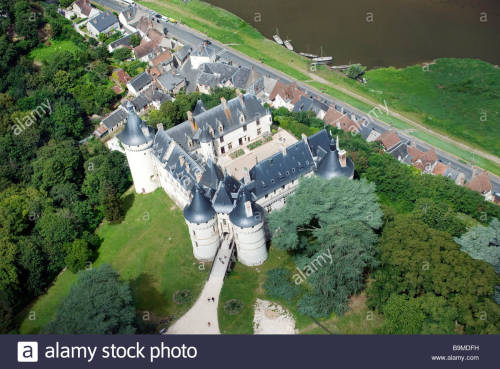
xmin=44 ymin=264 xmax=136 ymax=334
xmin=268 ymin=176 xmax=383 ymax=317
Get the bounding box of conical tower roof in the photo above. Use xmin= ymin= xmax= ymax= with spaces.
xmin=229 ymin=187 xmax=264 ymax=228
xmin=183 ymin=186 xmax=216 ymax=224
xmin=118 ymin=102 xmax=153 ymax=146
xmin=316 ymin=148 xmax=354 ymax=179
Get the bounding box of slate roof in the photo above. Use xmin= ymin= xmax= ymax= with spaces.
xmin=212 ymin=176 xmax=240 ymax=214
xmin=388 ymin=141 xmax=409 ymax=161
xmin=174 ymin=45 xmax=192 ymax=63
xmin=117 ymin=102 xmax=154 ymax=146
xmin=249 ymin=139 xmax=315 ymax=200
xmin=292 ymin=96 xmax=329 ymax=115
xmin=157 ymin=73 xmax=185 ymax=91
xmin=166 ymin=93 xmax=267 ymax=152
xmin=230 ymin=66 xmax=252 ymax=89
xmin=183 ymin=185 xmax=216 ymax=224
xmin=316 ymin=148 xmax=354 ymax=179
xmin=152 ymin=129 xmax=204 ymax=193
xmin=101 ymin=107 xmax=127 ymax=130
xmin=109 ymin=32 xmax=139 ymax=50
xmin=88 ymin=10 xmax=118 ymax=33
xmin=131 ymin=93 xmax=149 ymax=111
xmin=128 ymin=72 xmax=152 ymax=91
xmin=229 ymin=187 xmax=264 ymax=228
xmin=193 ymin=99 xmax=207 ymax=115
xmin=199 ymin=159 xmax=223 ymax=190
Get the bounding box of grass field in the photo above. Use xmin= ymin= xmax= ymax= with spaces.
xmin=29 ymin=40 xmax=81 ymax=63
xmin=19 ymin=189 xmax=209 ymax=334
xmin=359 ymin=59 xmax=500 ymax=157
xmin=139 ymin=0 xmax=500 ymax=176
xmin=218 ymin=246 xmax=383 ymax=334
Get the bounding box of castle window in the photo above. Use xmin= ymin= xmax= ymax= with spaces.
xmin=257 ymin=128 xmax=262 ymax=136
xmin=256 ymin=118 xmax=260 ymax=126
xmin=220 ymin=136 xmax=224 ymax=143
xmin=243 ymin=124 xmax=247 ymax=132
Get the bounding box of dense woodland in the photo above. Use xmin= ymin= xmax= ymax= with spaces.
xmin=0 ymin=1 xmax=131 ymax=332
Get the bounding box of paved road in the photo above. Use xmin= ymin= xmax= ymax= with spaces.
xmin=167 ymin=237 xmax=234 ymax=334
xmin=135 ymin=2 xmax=500 ymax=193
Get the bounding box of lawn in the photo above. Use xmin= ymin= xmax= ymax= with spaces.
xmin=19 ymin=189 xmax=209 ymax=334
xmin=29 ymin=40 xmax=81 ymax=63
xmin=217 ymin=246 xmax=382 ymax=334
xmin=359 ymin=59 xmax=500 ymax=157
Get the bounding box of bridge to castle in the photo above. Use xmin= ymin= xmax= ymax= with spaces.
xmin=167 ymin=235 xmax=235 ymax=334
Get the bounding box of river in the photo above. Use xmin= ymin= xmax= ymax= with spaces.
xmin=206 ymin=0 xmax=500 ymax=68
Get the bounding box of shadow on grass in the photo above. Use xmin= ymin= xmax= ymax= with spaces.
xmin=122 ymin=192 xmax=135 ymax=215
xmin=130 ymin=273 xmax=170 ymax=316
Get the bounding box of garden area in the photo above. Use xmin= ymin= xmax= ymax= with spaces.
xmin=19 ymin=189 xmax=209 ymax=333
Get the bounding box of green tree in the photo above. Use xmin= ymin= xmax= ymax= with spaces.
xmin=100 ymin=182 xmax=123 ymax=223
xmin=455 ymin=218 xmax=500 ymax=273
xmin=64 ymin=239 xmax=92 ymax=273
xmin=345 ymin=63 xmax=366 ymax=80
xmin=113 ymin=47 xmax=132 ymax=61
xmin=269 ymin=176 xmax=383 ymax=317
xmin=263 ymin=268 xmax=301 ymax=304
xmin=129 ymin=33 xmax=141 ymax=47
xmin=44 ymin=264 xmax=136 ymax=334
xmin=31 ymin=140 xmax=83 ymax=192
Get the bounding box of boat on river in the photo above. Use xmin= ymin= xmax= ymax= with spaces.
xmin=299 ymin=52 xmax=319 ymax=58
xmin=273 ymin=34 xmax=284 ymax=45
xmin=284 ymin=39 xmax=294 ymax=51
xmin=312 ymin=56 xmax=333 ymax=63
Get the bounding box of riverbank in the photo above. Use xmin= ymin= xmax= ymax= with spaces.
xmin=138 ymin=0 xmax=500 ymax=177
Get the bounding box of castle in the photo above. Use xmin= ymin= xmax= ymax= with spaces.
xmin=118 ymin=92 xmax=354 ymax=266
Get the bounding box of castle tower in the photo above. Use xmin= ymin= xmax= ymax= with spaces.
xmin=229 ymin=187 xmax=267 ymax=266
xmin=118 ymin=102 xmax=159 ymax=194
xmin=184 ymin=186 xmax=220 ymax=261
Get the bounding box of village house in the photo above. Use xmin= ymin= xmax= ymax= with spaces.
xmin=107 ymin=31 xmax=139 ymax=53
xmin=293 ymin=96 xmax=329 ymax=120
xmin=269 ymin=81 xmax=306 ymax=110
xmin=157 ymin=72 xmax=186 ymax=95
xmin=127 ymin=72 xmax=153 ymax=96
xmin=73 ymin=0 xmax=100 ymax=19
xmin=87 ymin=10 xmax=120 ymax=37
xmin=466 ymin=169 xmax=494 ymax=202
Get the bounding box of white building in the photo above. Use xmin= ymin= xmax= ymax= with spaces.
xmin=87 ymin=10 xmax=120 ymax=37
xmin=73 ymin=0 xmax=100 ymax=19
xmin=118 ymin=92 xmax=354 ymax=266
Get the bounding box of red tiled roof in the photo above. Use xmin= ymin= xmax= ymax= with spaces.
xmin=269 ymin=81 xmax=306 ymax=104
xmin=466 ymin=172 xmax=492 ymax=194
xmin=432 ymin=161 xmax=448 ymax=176
xmin=75 ymin=0 xmax=92 ymax=17
xmin=134 ymin=40 xmax=157 ymax=59
xmin=376 ymin=130 xmax=401 ymax=150
xmin=115 ymin=69 xmax=131 ymax=84
xmin=151 ymin=50 xmax=172 ymax=66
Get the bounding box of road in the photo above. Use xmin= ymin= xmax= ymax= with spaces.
xmin=132 ymin=1 xmax=500 ymax=193
xmin=167 ymin=237 xmax=234 ymax=334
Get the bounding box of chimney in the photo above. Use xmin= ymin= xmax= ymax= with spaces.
xmin=411 ymin=140 xmax=416 ymax=148
xmin=336 ymin=135 xmax=340 ymax=151
xmin=301 ymin=133 xmax=308 ymax=143
xmin=339 ymin=149 xmax=347 ymax=168
xmin=221 ymin=97 xmax=232 ymax=121
xmin=195 ymin=169 xmax=202 ymax=183
xmin=157 ymin=123 xmax=164 ymax=131
xmin=243 ymin=167 xmax=250 ymax=184
xmin=281 ymin=143 xmax=287 ymax=156
xmin=187 ymin=111 xmax=198 ymax=131
xmin=179 ymin=156 xmax=185 ymax=167
xmin=472 ymin=166 xmax=477 ymax=177
xmin=236 ymin=89 xmax=245 ymax=109
xmin=244 ymin=201 xmax=253 ymax=218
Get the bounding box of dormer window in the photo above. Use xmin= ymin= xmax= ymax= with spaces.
xmin=208 ymin=126 xmax=214 ymax=137
xmin=217 ymin=120 xmax=223 ymax=133
xmin=243 ymin=125 xmax=247 ymax=132
xmin=187 ymin=137 xmax=193 ymax=149
xmin=239 ymin=112 xmax=245 ymax=124
xmin=220 ymin=136 xmax=224 ymax=143
xmin=256 ymin=118 xmax=260 ymax=126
